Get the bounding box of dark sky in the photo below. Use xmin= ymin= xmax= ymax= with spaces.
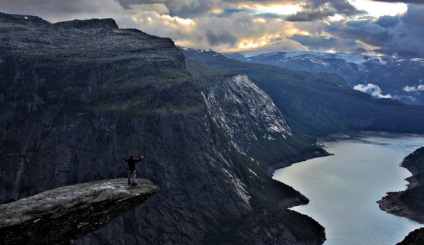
xmin=1 ymin=0 xmax=423 ymax=57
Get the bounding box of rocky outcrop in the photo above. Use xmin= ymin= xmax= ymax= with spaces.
xmin=378 ymin=147 xmax=424 ymax=222
xmin=377 ymin=191 xmax=424 ymax=222
xmin=378 ymin=147 xmax=424 ymax=244
xmin=54 ymin=18 xmax=119 ymax=29
xmin=398 ymin=227 xmax=424 ymax=245
xmin=0 ymin=178 xmax=159 ymax=245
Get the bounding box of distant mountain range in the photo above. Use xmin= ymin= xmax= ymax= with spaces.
xmin=181 ymin=47 xmax=424 ymax=140
xmin=226 ymin=50 xmax=424 ymax=105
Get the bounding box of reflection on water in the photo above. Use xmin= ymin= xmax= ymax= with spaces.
xmin=273 ymin=134 xmax=424 ymax=245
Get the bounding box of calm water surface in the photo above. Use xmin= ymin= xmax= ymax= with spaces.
xmin=273 ymin=134 xmax=424 ymax=245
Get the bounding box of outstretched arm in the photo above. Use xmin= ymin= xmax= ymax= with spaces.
xmin=122 ymin=156 xmax=128 ymax=162
xmin=136 ymin=155 xmax=144 ymax=162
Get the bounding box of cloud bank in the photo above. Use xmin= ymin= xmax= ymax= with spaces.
xmin=0 ymin=0 xmax=423 ymax=56
xmin=324 ymin=4 xmax=424 ymax=57
xmin=286 ymin=0 xmax=365 ymax=22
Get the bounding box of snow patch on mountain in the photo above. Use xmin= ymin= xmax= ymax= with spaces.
xmin=239 ymin=50 xmax=380 ymax=64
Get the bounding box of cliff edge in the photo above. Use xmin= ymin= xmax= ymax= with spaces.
xmin=378 ymin=147 xmax=424 ymax=222
xmin=0 ymin=179 xmax=159 ymax=245
xmin=0 ymin=11 xmax=324 ymax=244
xmin=377 ymin=147 xmax=424 ymax=244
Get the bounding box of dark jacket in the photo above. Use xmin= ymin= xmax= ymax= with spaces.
xmin=122 ymin=156 xmax=143 ymax=171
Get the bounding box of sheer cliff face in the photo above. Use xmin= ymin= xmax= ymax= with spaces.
xmin=0 ymin=13 xmax=323 ymax=244
xmin=204 ymin=74 xmax=292 ymax=152
xmin=203 ymin=74 xmax=297 ymax=164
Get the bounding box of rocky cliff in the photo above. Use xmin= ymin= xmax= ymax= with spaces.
xmin=397 ymin=227 xmax=424 ymax=245
xmin=378 ymin=147 xmax=424 ymax=222
xmin=378 ymin=147 xmax=424 ymax=244
xmin=0 ymin=12 xmax=324 ymax=244
xmin=0 ymin=178 xmax=159 ymax=245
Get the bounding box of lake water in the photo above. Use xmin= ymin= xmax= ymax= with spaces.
xmin=273 ymin=133 xmax=424 ymax=245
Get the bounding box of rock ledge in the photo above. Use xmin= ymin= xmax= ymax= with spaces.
xmin=0 ymin=179 xmax=159 ymax=245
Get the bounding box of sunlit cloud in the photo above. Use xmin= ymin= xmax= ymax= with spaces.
xmin=1 ymin=0 xmax=424 ymax=57
xmin=329 ymin=14 xmax=345 ymax=21
xmin=242 ymin=3 xmax=303 ymax=16
xmin=349 ymin=0 xmax=407 ymax=17
xmin=237 ymin=33 xmax=282 ymax=50
xmin=370 ymin=0 xmax=424 ymax=5
xmin=209 ymin=8 xmax=224 ymax=15
xmin=253 ymin=18 xmax=267 ymax=23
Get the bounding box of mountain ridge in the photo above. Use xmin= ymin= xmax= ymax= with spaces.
xmin=225 ymin=50 xmax=424 ymax=105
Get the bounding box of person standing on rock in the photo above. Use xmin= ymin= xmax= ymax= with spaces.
xmin=122 ymin=154 xmax=144 ymax=186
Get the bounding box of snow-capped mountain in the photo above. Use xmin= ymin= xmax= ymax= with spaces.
xmin=242 ymin=50 xmax=379 ymax=64
xmin=226 ymin=51 xmax=424 ymax=105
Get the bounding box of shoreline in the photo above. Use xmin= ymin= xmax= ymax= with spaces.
xmin=267 ymin=147 xmax=332 ymax=175
xmin=267 ymin=130 xmax=420 ymax=175
xmin=377 ymin=147 xmax=424 ymax=223
xmin=377 ymin=191 xmax=424 ymax=223
xmin=272 ymin=132 xmax=424 ymax=244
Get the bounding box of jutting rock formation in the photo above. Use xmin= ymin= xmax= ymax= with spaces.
xmin=0 ymin=179 xmax=159 ymax=245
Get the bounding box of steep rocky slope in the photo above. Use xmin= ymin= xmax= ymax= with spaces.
xmin=186 ymin=59 xmax=329 ymax=171
xmin=0 ymin=178 xmax=159 ymax=245
xmin=0 ymin=13 xmax=324 ymax=244
xmin=378 ymin=147 xmax=424 ymax=222
xmin=398 ymin=227 xmax=424 ymax=245
xmin=378 ymin=147 xmax=424 ymax=244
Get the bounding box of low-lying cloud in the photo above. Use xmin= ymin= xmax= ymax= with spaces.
xmin=403 ymin=85 xmax=424 ymax=92
xmin=354 ymin=83 xmax=392 ymax=99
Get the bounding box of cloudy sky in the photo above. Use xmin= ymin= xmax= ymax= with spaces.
xmin=1 ymin=0 xmax=424 ymax=57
